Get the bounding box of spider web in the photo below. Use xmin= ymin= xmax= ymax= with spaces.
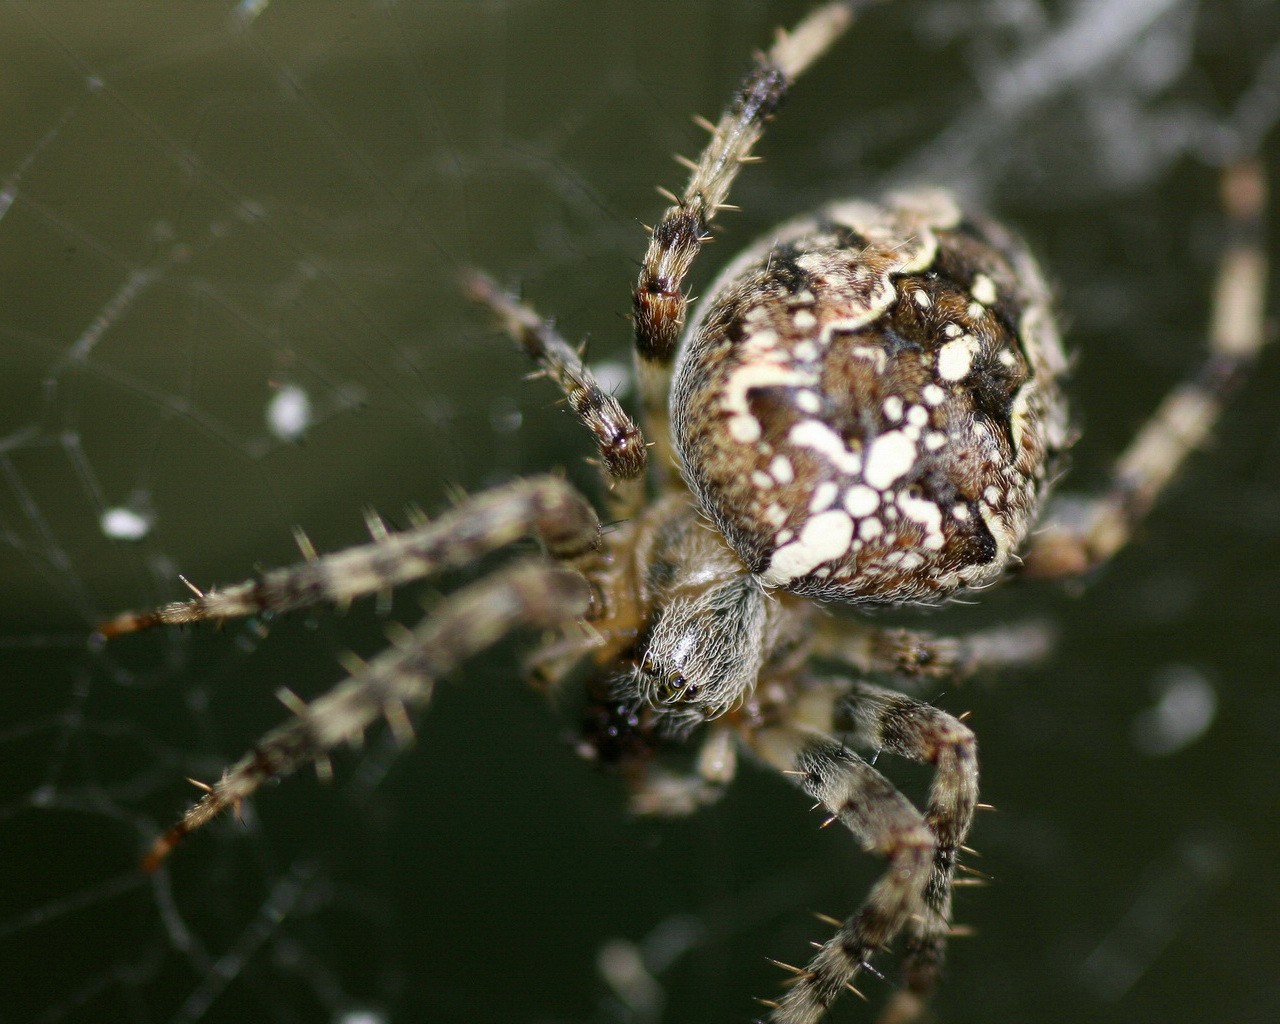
xmin=3 ymin=1 xmax=1279 ymax=1022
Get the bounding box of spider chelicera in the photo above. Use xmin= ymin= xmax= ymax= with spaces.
xmin=100 ymin=2 xmax=1269 ymax=1021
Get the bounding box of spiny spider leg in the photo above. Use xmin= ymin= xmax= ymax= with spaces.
xmin=97 ymin=475 xmax=598 ymax=638
xmin=752 ymin=680 xmax=977 ymax=1024
xmin=1025 ymin=159 xmax=1270 ymax=579
xmin=631 ymin=0 xmax=870 ymax=474
xmin=465 ymin=271 xmax=649 ymax=517
xmin=752 ymin=670 xmax=972 ymax=1024
xmin=812 ymin=618 xmax=1057 ymax=688
xmin=828 ymin=681 xmax=979 ymax=1021
xmin=140 ymin=558 xmax=592 ymax=871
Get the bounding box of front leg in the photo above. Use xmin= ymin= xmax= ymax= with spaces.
xmin=631 ymin=2 xmax=862 ymax=475
xmin=465 ymin=272 xmax=649 ymax=518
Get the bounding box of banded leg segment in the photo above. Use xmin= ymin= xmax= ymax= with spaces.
xmin=751 ymin=725 xmax=936 ymax=1024
xmin=98 ymin=475 xmax=599 ymax=637
xmin=831 ymin=682 xmax=979 ymax=1010
xmin=465 ymin=271 xmax=648 ymax=517
xmin=632 ymin=2 xmax=864 ymax=473
xmin=813 ymin=618 xmax=1055 ymax=688
xmin=141 ymin=559 xmax=591 ymax=870
xmin=750 ymin=678 xmax=978 ymax=1024
xmin=1025 ymin=160 xmax=1270 ymax=579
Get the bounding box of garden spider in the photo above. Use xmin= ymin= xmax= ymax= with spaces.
xmin=100 ymin=2 xmax=1270 ymax=1021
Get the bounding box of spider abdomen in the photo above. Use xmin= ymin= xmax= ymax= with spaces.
xmin=671 ymin=190 xmax=1071 ymax=604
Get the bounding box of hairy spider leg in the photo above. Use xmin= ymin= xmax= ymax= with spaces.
xmin=139 ymin=559 xmax=592 ymax=870
xmin=97 ymin=475 xmax=599 ymax=637
xmin=750 ymin=676 xmax=977 ymax=1024
xmin=1024 ymin=159 xmax=1270 ymax=579
xmin=813 ymin=618 xmax=1058 ymax=689
xmin=463 ymin=271 xmax=650 ymax=518
xmin=631 ymin=1 xmax=872 ymax=476
xmin=829 ymin=681 xmax=979 ymax=1017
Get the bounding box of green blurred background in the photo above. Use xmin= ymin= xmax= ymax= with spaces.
xmin=1 ymin=1 xmax=1278 ymax=1022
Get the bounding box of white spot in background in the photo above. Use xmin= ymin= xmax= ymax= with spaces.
xmin=883 ymin=395 xmax=903 ymax=422
xmin=863 ymin=430 xmax=917 ymax=489
xmin=859 ymin=516 xmax=883 ymax=540
xmin=232 ymin=0 xmax=272 ymax=25
xmin=590 ymin=359 xmax=632 ymax=398
xmin=597 ymin=938 xmax=663 ymax=1016
xmin=100 ymin=506 xmax=152 ymax=541
xmin=1132 ymin=665 xmax=1217 ymax=757
xmin=762 ymin=510 xmax=854 ymax=584
xmin=488 ymin=395 xmax=523 ymax=434
xmin=922 ymin=384 xmax=946 ymax=406
xmin=336 ymin=1012 xmax=386 ymax=1024
xmin=267 ymin=384 xmax=313 ymax=441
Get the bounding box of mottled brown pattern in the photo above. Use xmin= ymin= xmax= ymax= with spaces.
xmin=98 ymin=5 xmax=1268 ymax=1024
xmin=674 ymin=195 xmax=1069 ymax=603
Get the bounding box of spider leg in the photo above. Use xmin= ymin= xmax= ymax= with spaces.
xmin=140 ymin=558 xmax=592 ymax=870
xmin=465 ymin=271 xmax=648 ymax=518
xmin=812 ymin=618 xmax=1056 ymax=689
xmin=748 ymin=678 xmax=977 ymax=1024
xmin=632 ymin=1 xmax=866 ymax=475
xmin=629 ymin=726 xmax=738 ymax=816
xmin=98 ymin=475 xmax=599 ymax=637
xmin=1024 ymin=159 xmax=1270 ymax=580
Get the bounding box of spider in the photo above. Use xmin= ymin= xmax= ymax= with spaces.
xmin=99 ymin=2 xmax=1270 ymax=1022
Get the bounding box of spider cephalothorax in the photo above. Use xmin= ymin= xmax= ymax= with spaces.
xmin=101 ymin=3 xmax=1268 ymax=1023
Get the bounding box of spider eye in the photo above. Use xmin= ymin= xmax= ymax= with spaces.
xmin=647 ymin=669 xmax=688 ymax=704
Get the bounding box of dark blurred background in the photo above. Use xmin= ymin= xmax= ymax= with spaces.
xmin=1 ymin=1 xmax=1278 ymax=1022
